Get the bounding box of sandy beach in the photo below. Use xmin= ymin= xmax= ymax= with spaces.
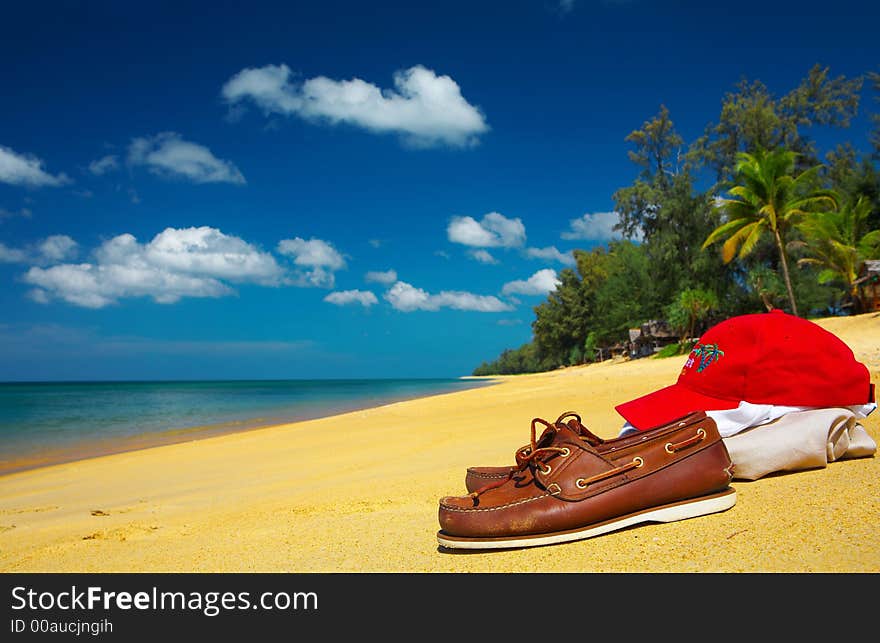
xmin=1 ymin=312 xmax=878 ymax=574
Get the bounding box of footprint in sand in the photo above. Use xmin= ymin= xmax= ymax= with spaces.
xmin=82 ymin=524 xmax=161 ymax=541
xmin=90 ymin=506 xmax=139 ymax=517
xmin=0 ymin=505 xmax=58 ymax=515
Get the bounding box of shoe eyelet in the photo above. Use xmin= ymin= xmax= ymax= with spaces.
xmin=633 ymin=456 xmax=644 ymax=468
xmin=697 ymin=428 xmax=706 ymax=439
xmin=559 ymin=447 xmax=570 ymax=457
xmin=575 ymin=478 xmax=588 ymax=489
xmin=539 ymin=464 xmax=552 ymax=475
xmin=664 ymin=443 xmax=674 ymax=454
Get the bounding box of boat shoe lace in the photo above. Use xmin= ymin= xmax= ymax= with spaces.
xmin=469 ymin=411 xmax=605 ymax=499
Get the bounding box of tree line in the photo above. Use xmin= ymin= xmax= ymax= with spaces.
xmin=474 ymin=65 xmax=880 ymax=376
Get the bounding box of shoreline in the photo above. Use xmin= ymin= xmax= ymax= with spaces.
xmin=0 ymin=378 xmax=498 ymax=479
xmin=0 ymin=416 xmax=312 ymax=479
xmin=0 ymin=312 xmax=877 ymax=573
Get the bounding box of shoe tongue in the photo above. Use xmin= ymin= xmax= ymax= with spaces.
xmin=530 ymin=420 xmax=599 ymax=463
xmin=565 ymin=419 xmax=604 ymax=446
xmin=556 ymin=422 xmax=595 ymax=449
xmin=531 ymin=423 xmax=594 ymax=459
xmin=535 ymin=425 xmax=558 ymax=448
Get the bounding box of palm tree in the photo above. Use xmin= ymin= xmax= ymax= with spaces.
xmin=796 ymin=195 xmax=880 ymax=312
xmin=702 ymin=147 xmax=838 ymax=316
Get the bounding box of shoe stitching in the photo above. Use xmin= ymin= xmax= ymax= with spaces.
xmin=439 ymin=493 xmax=550 ymax=513
xmin=468 ymin=471 xmax=509 ymax=480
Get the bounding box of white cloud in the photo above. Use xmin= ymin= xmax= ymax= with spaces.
xmin=323 ymin=289 xmax=378 ymax=307
xmin=364 ymin=269 xmax=397 ymax=284
xmin=0 ymin=242 xmax=28 ymax=263
xmin=140 ymin=227 xmax=282 ymax=283
xmin=277 ymin=237 xmax=345 ymax=269
xmin=561 ymin=211 xmax=627 ymax=241
xmin=292 ymin=266 xmax=336 ymax=288
xmin=447 ymin=212 xmax=526 ymax=248
xmin=25 ymin=262 xmax=232 ymax=308
xmin=384 ymin=280 xmax=513 ymax=313
xmin=502 ymin=268 xmax=561 ymax=296
xmin=384 ymin=281 xmax=432 ymax=312
xmin=127 ymin=132 xmax=246 ymax=185
xmin=23 ymin=226 xmax=285 ymax=308
xmin=469 ymin=249 xmax=498 ymax=264
xmin=524 ymin=245 xmax=576 ymax=266
xmin=0 ymin=234 xmax=78 ymax=265
xmin=0 ymin=144 xmax=70 ymax=187
xmin=37 ymin=235 xmax=79 ymax=263
xmin=26 ymin=288 xmax=50 ymax=304
xmin=277 ymin=236 xmax=346 ymax=288
xmin=221 ymin=64 xmax=489 ymax=148
xmin=88 ymin=154 xmax=119 ymax=176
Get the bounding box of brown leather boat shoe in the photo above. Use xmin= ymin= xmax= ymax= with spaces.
xmin=438 ymin=411 xmax=736 ymax=550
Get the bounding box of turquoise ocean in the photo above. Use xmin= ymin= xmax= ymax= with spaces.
xmin=0 ymin=378 xmax=493 ymax=476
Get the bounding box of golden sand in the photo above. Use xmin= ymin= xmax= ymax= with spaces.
xmin=1 ymin=312 xmax=878 ymax=573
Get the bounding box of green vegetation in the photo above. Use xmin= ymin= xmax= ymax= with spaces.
xmin=654 ymin=341 xmax=693 ymax=359
xmin=474 ymin=65 xmax=880 ymax=375
xmin=703 ymin=147 xmax=839 ymax=316
xmin=665 ymin=288 xmax=719 ymax=344
xmin=796 ymin=195 xmax=880 ymax=312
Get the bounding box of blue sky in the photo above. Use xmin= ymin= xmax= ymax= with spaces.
xmin=1 ymin=0 xmax=877 ymax=381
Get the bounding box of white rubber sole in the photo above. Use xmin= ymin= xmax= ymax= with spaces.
xmin=437 ymin=487 xmax=737 ymax=551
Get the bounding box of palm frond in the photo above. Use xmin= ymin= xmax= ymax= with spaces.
xmin=816 ymin=268 xmax=841 ymax=285
xmin=737 ymin=220 xmax=766 ymax=259
xmin=797 ymin=257 xmax=823 ymax=268
xmin=791 ymin=163 xmax=825 ymax=187
xmin=722 ymin=221 xmax=762 ymax=263
xmin=787 ymin=192 xmax=838 ymax=213
xmin=858 ymin=230 xmax=880 ymax=259
xmin=758 ymin=203 xmax=777 ymax=229
xmin=702 ymin=217 xmax=750 ymax=249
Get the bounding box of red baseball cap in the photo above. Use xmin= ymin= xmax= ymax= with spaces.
xmin=615 ymin=309 xmax=875 ymax=430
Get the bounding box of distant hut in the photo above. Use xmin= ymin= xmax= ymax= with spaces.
xmin=628 ymin=320 xmax=678 ymax=358
xmin=595 ymin=341 xmax=628 ymax=361
xmin=854 ymin=260 xmax=880 ymax=312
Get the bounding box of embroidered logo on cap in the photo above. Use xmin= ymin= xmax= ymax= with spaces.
xmin=683 ymin=342 xmax=725 ymax=374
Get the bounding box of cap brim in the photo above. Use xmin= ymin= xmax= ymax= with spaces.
xmin=614 ymin=383 xmax=740 ymax=430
